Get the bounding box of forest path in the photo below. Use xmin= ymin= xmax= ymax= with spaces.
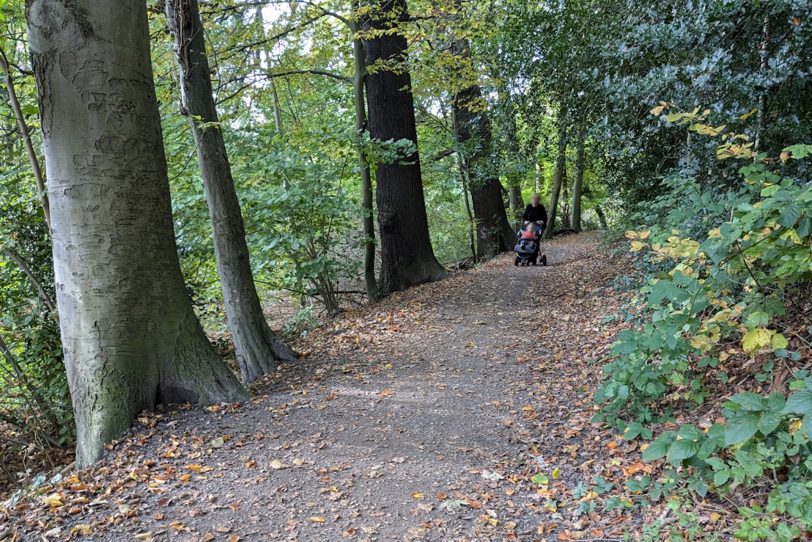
xmin=4 ymin=232 xmax=640 ymax=541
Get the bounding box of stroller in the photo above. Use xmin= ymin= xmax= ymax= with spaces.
xmin=514 ymin=224 xmax=548 ymax=267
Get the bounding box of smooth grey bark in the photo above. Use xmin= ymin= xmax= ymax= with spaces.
xmin=571 ymin=129 xmax=586 ymax=231
xmin=166 ymin=0 xmax=296 ymax=383
xmin=27 ymin=0 xmax=247 ymax=466
xmin=0 ymin=47 xmax=50 ymax=231
xmin=350 ymin=14 xmax=379 ymax=301
xmin=543 ymin=103 xmax=568 ymax=240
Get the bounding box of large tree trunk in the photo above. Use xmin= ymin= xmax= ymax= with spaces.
xmin=351 ymin=14 xmax=379 ymax=301
xmin=165 ymin=0 xmax=295 ymax=384
xmin=451 ymin=40 xmax=514 ymax=260
xmin=543 ymin=103 xmax=568 ymax=240
xmin=27 ymin=0 xmax=247 ymax=466
xmin=362 ymin=0 xmax=445 ymax=294
xmin=571 ymin=129 xmax=586 ymax=231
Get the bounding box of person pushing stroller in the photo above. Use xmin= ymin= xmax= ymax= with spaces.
xmin=522 ymin=193 xmax=547 ymax=237
xmin=514 ymin=194 xmax=548 ymax=266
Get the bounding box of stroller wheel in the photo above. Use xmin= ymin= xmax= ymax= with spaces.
xmin=541 ymin=255 xmax=548 ymax=266
xmin=514 ymin=257 xmax=519 ymax=266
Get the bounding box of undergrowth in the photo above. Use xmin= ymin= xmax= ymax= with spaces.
xmin=594 ymin=110 xmax=812 ymax=540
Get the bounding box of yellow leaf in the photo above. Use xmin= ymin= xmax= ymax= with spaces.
xmin=771 ymin=333 xmax=788 ymax=350
xmin=789 ymin=418 xmax=803 ymax=434
xmin=740 ymin=108 xmax=758 ymax=121
xmin=70 ymin=524 xmax=93 ymax=536
xmin=630 ymin=240 xmax=647 ymax=252
xmin=309 ymin=516 xmax=326 ymax=523
xmin=269 ymin=460 xmax=288 ymax=470
xmin=410 ymin=491 xmax=424 ymax=500
xmin=41 ymin=493 xmax=63 ymax=508
xmin=552 ymin=467 xmax=561 ymax=480
xmin=185 ymin=464 xmax=212 ymax=473
xmin=742 ymin=328 xmax=774 ymax=352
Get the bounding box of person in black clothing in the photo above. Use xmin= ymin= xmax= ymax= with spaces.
xmin=523 ymin=193 xmax=547 ymax=235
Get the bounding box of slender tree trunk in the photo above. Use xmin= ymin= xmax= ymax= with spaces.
xmin=571 ymin=129 xmax=586 ymax=231
xmin=450 ymin=39 xmax=514 ymax=259
xmin=351 ymin=16 xmax=379 ymax=301
xmin=594 ymin=205 xmax=608 ymax=229
xmin=754 ymin=14 xmax=770 ymax=153
xmin=456 ymin=154 xmax=478 ymax=262
xmin=271 ymin=80 xmax=284 ymax=136
xmin=27 ymin=0 xmax=246 ymax=466
xmin=166 ymin=0 xmax=295 ymax=383
xmin=560 ymin=165 xmax=571 ymax=230
xmin=0 ymin=48 xmax=50 ymax=231
xmin=362 ymin=0 xmax=445 ymax=294
xmin=534 ymin=162 xmax=541 ymax=193
xmin=2 ymin=246 xmax=58 ymax=318
xmin=544 ymin=103 xmax=568 ymax=240
xmin=508 ymin=182 xmax=523 ymax=225
xmin=0 ymin=331 xmax=60 ymax=438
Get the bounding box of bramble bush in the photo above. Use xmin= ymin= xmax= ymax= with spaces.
xmin=594 ymin=111 xmax=812 ymax=540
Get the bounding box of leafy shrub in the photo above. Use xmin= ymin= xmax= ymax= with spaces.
xmin=595 ymin=114 xmax=812 ymax=538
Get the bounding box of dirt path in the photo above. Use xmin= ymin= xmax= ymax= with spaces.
xmin=2 ymin=233 xmax=641 ymax=541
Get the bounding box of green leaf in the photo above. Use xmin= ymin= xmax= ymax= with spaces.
xmin=779 ymin=205 xmax=802 ymax=229
xmin=804 ymin=415 xmax=812 ymax=437
xmin=745 ymin=311 xmax=770 ymax=328
xmin=783 ymin=390 xmax=812 ymax=415
xmin=724 ymin=413 xmax=759 ymax=445
xmin=713 ymin=470 xmax=730 ymax=486
xmin=667 ymin=438 xmax=700 ymax=462
xmin=642 ymin=439 xmax=669 ymax=461
xmin=531 ymin=473 xmax=549 ymax=485
xmin=756 ymin=410 xmax=782 ymax=435
xmin=729 ymin=392 xmax=765 ymax=411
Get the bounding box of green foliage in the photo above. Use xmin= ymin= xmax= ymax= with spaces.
xmin=595 ymin=113 xmax=812 ymax=536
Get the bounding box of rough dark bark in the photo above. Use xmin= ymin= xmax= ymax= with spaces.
xmin=571 ymin=129 xmax=586 ymax=231
xmin=351 ymin=14 xmax=379 ymax=301
xmin=166 ymin=0 xmax=296 ymax=384
xmin=362 ymin=0 xmax=445 ymax=293
xmin=27 ymin=0 xmax=247 ymax=466
xmin=450 ymin=40 xmax=515 ymax=260
xmin=543 ymin=103 xmax=568 ymax=240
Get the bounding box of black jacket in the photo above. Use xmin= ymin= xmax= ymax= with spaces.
xmin=523 ymin=203 xmax=547 ymax=225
